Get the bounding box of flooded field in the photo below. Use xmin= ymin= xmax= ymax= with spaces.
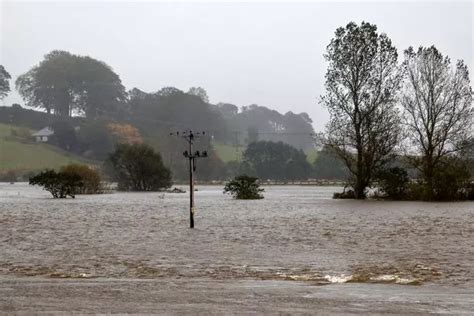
xmin=1 ymin=183 xmax=473 ymax=314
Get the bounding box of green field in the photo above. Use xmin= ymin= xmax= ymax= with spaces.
xmin=0 ymin=123 xmax=88 ymax=171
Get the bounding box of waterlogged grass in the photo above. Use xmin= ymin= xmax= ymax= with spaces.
xmin=0 ymin=123 xmax=86 ymax=171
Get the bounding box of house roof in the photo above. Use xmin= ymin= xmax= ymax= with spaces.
xmin=32 ymin=127 xmax=54 ymax=137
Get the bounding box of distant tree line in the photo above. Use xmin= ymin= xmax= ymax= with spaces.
xmin=1 ymin=50 xmax=315 ymax=182
xmin=4 ymin=50 xmax=314 ymax=151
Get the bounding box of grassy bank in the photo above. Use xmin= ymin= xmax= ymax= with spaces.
xmin=0 ymin=123 xmax=89 ymax=171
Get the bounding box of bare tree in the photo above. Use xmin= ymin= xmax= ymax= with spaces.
xmin=401 ymin=46 xmax=473 ymax=198
xmin=321 ymin=22 xmax=404 ymax=199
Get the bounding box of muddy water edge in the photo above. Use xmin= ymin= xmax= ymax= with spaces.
xmin=1 ymin=184 xmax=473 ymax=314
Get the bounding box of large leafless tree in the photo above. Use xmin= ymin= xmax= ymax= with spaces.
xmin=401 ymin=46 xmax=473 ymax=198
xmin=321 ymin=22 xmax=404 ymax=199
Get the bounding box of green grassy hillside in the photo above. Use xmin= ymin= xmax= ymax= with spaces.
xmin=0 ymin=123 xmax=87 ymax=171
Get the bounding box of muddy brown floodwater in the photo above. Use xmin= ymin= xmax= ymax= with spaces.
xmin=1 ymin=183 xmax=473 ymax=314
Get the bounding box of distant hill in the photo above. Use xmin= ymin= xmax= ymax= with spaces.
xmin=0 ymin=123 xmax=89 ymax=172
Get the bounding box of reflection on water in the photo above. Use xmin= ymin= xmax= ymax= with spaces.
xmin=1 ymin=183 xmax=473 ymax=287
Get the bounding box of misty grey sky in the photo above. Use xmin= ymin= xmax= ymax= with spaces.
xmin=1 ymin=0 xmax=473 ymax=131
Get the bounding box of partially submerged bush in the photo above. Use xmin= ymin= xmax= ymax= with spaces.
xmin=105 ymin=143 xmax=172 ymax=191
xmin=404 ymin=158 xmax=472 ymax=201
xmin=376 ymin=167 xmax=410 ymax=200
xmin=60 ymin=164 xmax=101 ymax=194
xmin=333 ymin=158 xmax=473 ymax=201
xmin=29 ymin=169 xmax=82 ymax=198
xmin=462 ymin=182 xmax=474 ymax=201
xmin=223 ymin=175 xmax=264 ymax=199
xmin=430 ymin=158 xmax=471 ymax=201
xmin=333 ymin=189 xmax=355 ymax=199
xmin=29 ymin=164 xmax=102 ymax=198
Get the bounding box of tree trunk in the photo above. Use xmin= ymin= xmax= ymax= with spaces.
xmin=354 ymin=118 xmax=367 ymax=200
xmin=424 ymin=155 xmax=435 ymax=200
xmin=354 ymin=173 xmax=367 ymax=199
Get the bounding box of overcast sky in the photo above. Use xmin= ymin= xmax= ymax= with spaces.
xmin=1 ymin=0 xmax=472 ymax=131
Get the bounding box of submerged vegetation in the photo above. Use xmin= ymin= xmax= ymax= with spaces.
xmin=29 ymin=169 xmax=82 ymax=198
xmin=224 ymin=175 xmax=264 ymax=200
xmin=29 ymin=163 xmax=102 ymax=198
xmin=376 ymin=167 xmax=410 ymax=200
xmin=105 ymin=143 xmax=172 ymax=192
xmin=60 ymin=164 xmax=101 ymax=194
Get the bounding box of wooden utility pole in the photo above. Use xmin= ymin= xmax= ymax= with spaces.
xmin=188 ymin=134 xmax=195 ymax=228
xmin=171 ymin=130 xmax=208 ymax=228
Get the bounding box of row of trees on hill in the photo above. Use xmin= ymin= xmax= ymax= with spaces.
xmin=1 ymin=50 xmax=316 ymax=182
xmin=213 ymin=103 xmax=315 ymax=150
xmin=3 ymin=50 xmax=315 ymax=151
xmin=322 ymin=21 xmax=473 ymax=200
xmin=1 ymin=51 xmax=316 ymax=183
xmin=127 ymin=87 xmax=315 ymax=150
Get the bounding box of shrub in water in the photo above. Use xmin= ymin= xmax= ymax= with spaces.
xmin=105 ymin=143 xmax=172 ymax=191
xmin=431 ymin=158 xmax=471 ymax=201
xmin=332 ymin=189 xmax=355 ymax=199
xmin=376 ymin=167 xmax=410 ymax=200
xmin=404 ymin=158 xmax=472 ymax=201
xmin=60 ymin=164 xmax=101 ymax=194
xmin=223 ymin=175 xmax=264 ymax=199
xmin=29 ymin=169 xmax=82 ymax=198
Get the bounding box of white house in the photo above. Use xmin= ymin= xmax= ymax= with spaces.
xmin=32 ymin=127 xmax=54 ymax=142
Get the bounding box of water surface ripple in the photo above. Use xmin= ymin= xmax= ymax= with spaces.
xmin=1 ymin=184 xmax=473 ymax=287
